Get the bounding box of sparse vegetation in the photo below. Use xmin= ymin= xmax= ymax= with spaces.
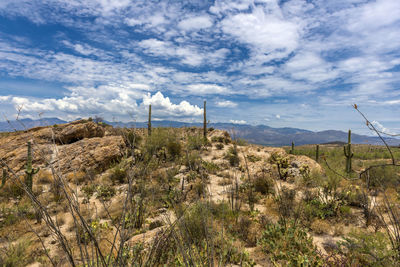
xmin=1 ymin=107 xmax=400 ymax=266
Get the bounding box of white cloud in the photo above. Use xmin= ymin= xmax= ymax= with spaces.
xmin=178 ymin=15 xmax=213 ymax=31
xmin=371 ymin=120 xmax=398 ymax=136
xmin=221 ymin=4 xmax=300 ymax=59
xmin=216 ymin=100 xmax=237 ymax=108
xmin=0 ymin=95 xmax=10 ymax=101
xmin=186 ymin=84 xmax=229 ymax=95
xmin=229 ymin=119 xmax=247 ymax=124
xmin=275 ymin=114 xmax=280 ymax=119
xmin=142 ymin=92 xmax=202 ymax=117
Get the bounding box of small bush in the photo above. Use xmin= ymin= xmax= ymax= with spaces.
xmin=224 ymin=146 xmax=240 ymax=167
xmin=96 ymin=185 xmax=116 ymax=201
xmin=254 ymin=173 xmax=274 ymax=195
xmin=311 ymin=219 xmax=331 ymax=235
xmin=275 ymin=186 xmax=296 ymax=219
xmin=187 ymin=134 xmax=204 ymax=150
xmin=110 ymin=166 xmax=127 ymax=184
xmin=166 ymin=140 xmax=181 ymax=159
xmin=0 ymin=240 xmax=33 ymax=267
xmin=215 ymin=143 xmax=224 ymax=150
xmin=258 ymin=220 xmax=322 ymax=266
xmin=234 ymin=138 xmax=248 ymax=146
xmin=337 ymin=230 xmax=395 ymax=266
xmin=82 ymin=184 xmax=96 ymax=199
xmin=247 ymin=154 xmax=261 ymax=162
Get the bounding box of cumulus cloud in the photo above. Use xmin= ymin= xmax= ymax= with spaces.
xmin=142 ymin=92 xmax=202 ymax=117
xmin=3 ymin=90 xmax=202 ymax=122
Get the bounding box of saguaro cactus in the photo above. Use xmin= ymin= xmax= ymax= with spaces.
xmin=25 ymin=141 xmax=39 ymax=191
xmin=343 ymin=130 xmax=353 ymax=173
xmin=203 ymin=101 xmax=207 ymax=140
xmin=316 ymin=144 xmax=320 ymax=162
xmin=289 ymin=141 xmax=295 ymax=154
xmin=148 ymin=104 xmax=152 ymax=137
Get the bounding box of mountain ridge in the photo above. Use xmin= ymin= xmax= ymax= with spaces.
xmin=0 ymin=118 xmax=398 ymax=146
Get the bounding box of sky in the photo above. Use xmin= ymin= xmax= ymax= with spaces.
xmin=0 ymin=0 xmax=399 ymax=135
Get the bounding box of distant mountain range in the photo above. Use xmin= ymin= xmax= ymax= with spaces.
xmin=1 ymin=118 xmax=398 ymax=146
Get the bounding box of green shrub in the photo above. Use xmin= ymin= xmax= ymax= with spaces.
xmin=337 ymin=230 xmax=395 ymax=266
xmin=96 ymin=185 xmax=116 ymax=201
xmin=82 ymin=184 xmax=96 ymax=199
xmin=187 ymin=134 xmax=204 ymax=150
xmin=254 ymin=173 xmax=274 ymax=195
xmin=0 ymin=240 xmax=33 ymax=267
xmin=224 ymin=146 xmax=240 ymax=167
xmin=202 ymin=160 xmax=220 ymax=174
xmin=110 ymin=166 xmax=127 ymax=184
xmin=275 ymin=186 xmax=296 ymax=219
xmin=234 ymin=138 xmax=248 ymax=146
xmin=247 ymin=154 xmax=261 ymax=162
xmin=215 ymin=143 xmax=224 ymax=150
xmin=258 ymin=220 xmax=323 ymax=266
xmin=166 ymin=140 xmax=182 ymax=159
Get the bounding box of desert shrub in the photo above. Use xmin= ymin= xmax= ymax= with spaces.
xmin=166 ymin=140 xmax=181 ymax=159
xmin=123 ymin=129 xmax=142 ymax=148
xmin=366 ymin=165 xmax=400 ymax=189
xmin=143 ymin=128 xmax=169 ymax=158
xmin=82 ymin=184 xmax=96 ymax=199
xmin=302 ymin=169 xmax=323 ymax=188
xmin=179 ymin=202 xmax=212 ymax=246
xmin=0 ymin=240 xmax=33 ymax=267
xmin=96 ymin=185 xmax=116 ymax=201
xmin=247 ymin=154 xmax=261 ymax=162
xmin=254 ymin=173 xmax=275 ymax=195
xmin=202 ymin=160 xmax=220 ymax=174
xmin=337 ymin=230 xmax=395 ymax=266
xmin=303 ymin=198 xmax=337 ymax=220
xmin=215 ymin=143 xmax=224 ymax=150
xmin=185 ymin=151 xmax=202 ymax=172
xmin=187 ymin=134 xmax=204 ymax=150
xmin=234 ymin=138 xmax=248 ymax=146
xmin=341 ymin=185 xmax=364 ymax=207
xmin=310 ymin=219 xmax=331 ymax=235
xmin=275 ymin=186 xmax=296 ymax=219
xmin=224 ymin=146 xmax=240 ymax=167
xmin=109 ymin=165 xmax=127 ymax=184
xmin=211 ymin=136 xmax=224 ymax=143
xmin=234 ymin=216 xmax=258 ymax=246
xmin=1 ymin=178 xmax=24 ymax=198
xmin=258 ymin=220 xmax=323 ymax=266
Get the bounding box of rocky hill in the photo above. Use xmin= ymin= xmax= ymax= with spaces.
xmin=0 ymin=120 xmax=398 ymax=266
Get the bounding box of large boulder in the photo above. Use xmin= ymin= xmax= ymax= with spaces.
xmin=53 ymin=136 xmax=124 ymax=174
xmin=0 ymin=121 xmax=122 ymax=175
xmin=53 ymin=121 xmax=105 ymax=144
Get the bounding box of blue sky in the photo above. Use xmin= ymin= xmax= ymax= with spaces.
xmin=0 ymin=0 xmax=399 ymax=135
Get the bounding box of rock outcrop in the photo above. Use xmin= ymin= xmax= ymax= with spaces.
xmin=0 ymin=120 xmax=123 ymax=176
